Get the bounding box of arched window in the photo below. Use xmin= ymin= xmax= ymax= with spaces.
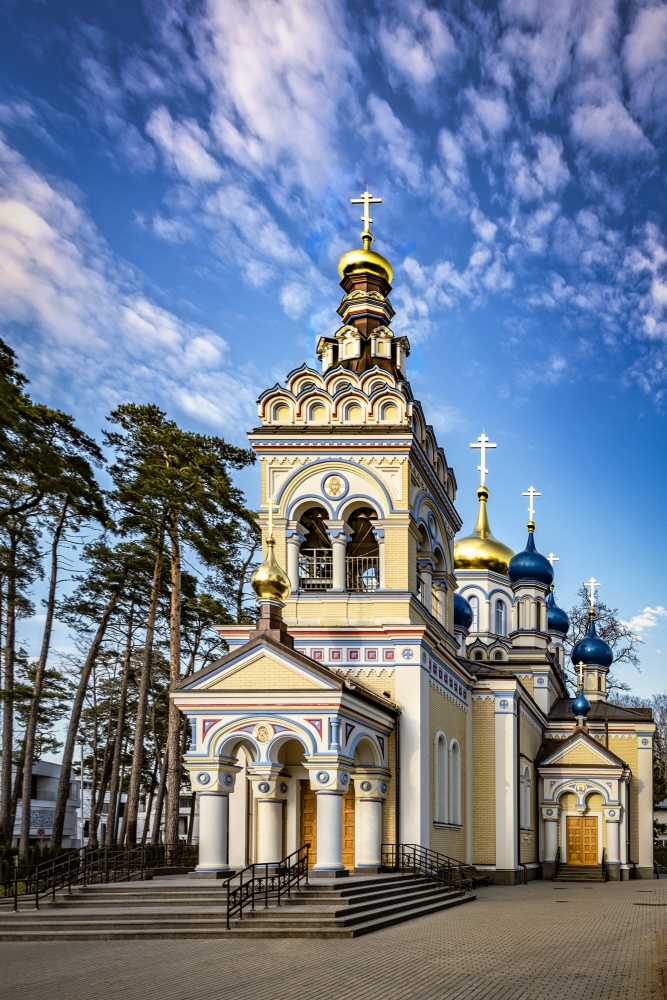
xmin=473 ymin=649 xmax=484 ymax=661
xmin=520 ymin=765 xmax=532 ymax=829
xmin=494 ymin=650 xmax=503 ymax=661
xmin=495 ymin=599 xmax=505 ymax=636
xmin=435 ymin=733 xmax=448 ymax=824
xmin=309 ymin=403 xmax=327 ymax=423
xmin=273 ymin=403 xmax=290 ymax=422
xmin=449 ymin=741 xmax=461 ymax=825
xmin=468 ymin=595 xmax=479 ymax=632
xmin=536 ymin=600 xmax=542 ymax=632
xmin=381 ymin=402 xmax=399 ymax=422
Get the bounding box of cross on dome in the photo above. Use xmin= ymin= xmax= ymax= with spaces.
xmin=584 ymin=577 xmax=601 ymax=609
xmin=522 ymin=486 xmax=541 ymax=522
xmin=547 ymin=553 xmax=559 ymax=566
xmin=350 ymin=187 xmax=382 ymax=245
xmin=470 ymin=432 xmax=496 ymax=486
xmin=577 ymin=660 xmax=585 ymax=689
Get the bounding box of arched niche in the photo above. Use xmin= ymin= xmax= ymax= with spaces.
xmin=351 ymin=734 xmax=382 ymax=767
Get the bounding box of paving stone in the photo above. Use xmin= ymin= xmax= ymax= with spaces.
xmin=0 ymin=879 xmax=665 ymax=999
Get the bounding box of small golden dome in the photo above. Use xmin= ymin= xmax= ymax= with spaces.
xmin=251 ymin=538 xmax=291 ymax=602
xmin=454 ymin=485 xmax=514 ymax=576
xmin=338 ymin=246 xmax=393 ymax=284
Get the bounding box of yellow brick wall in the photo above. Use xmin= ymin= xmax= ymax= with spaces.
xmin=472 ymin=697 xmax=495 ymax=865
xmin=518 ymin=675 xmax=534 ymax=699
xmin=559 ymin=742 xmax=607 ymax=765
xmin=428 ymin=684 xmax=467 ymax=860
xmin=384 ymin=526 xmax=414 ymax=591
xmin=611 ymin=735 xmax=638 ymax=861
xmin=209 ymin=653 xmax=319 ymax=690
xmin=518 ymin=711 xmax=542 ymax=864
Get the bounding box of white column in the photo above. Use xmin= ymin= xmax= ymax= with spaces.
xmin=495 ymin=691 xmax=518 ymax=873
xmin=417 ymin=560 xmax=433 ymax=613
xmin=395 ymin=659 xmax=429 ymax=846
xmin=466 ymin=701 xmax=473 ymax=865
xmin=354 ymin=776 xmax=388 ymax=869
xmin=250 ymin=776 xmax=289 ymax=865
xmin=637 ymin=734 xmax=654 ymax=876
xmin=605 ymin=813 xmax=620 ymax=864
xmin=285 ymin=525 xmax=306 ymax=593
xmin=326 ymin=522 xmax=351 ymax=592
xmin=197 ymin=793 xmax=230 ymax=872
xmin=542 ymin=808 xmax=559 ymax=861
xmin=314 ymin=792 xmax=345 ymax=871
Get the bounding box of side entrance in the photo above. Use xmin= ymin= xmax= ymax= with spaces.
xmin=566 ymin=816 xmax=598 ymax=865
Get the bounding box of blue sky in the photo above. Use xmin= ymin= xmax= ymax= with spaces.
xmin=1 ymin=0 xmax=666 ymax=697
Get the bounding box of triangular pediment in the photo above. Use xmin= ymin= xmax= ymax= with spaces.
xmin=184 ymin=644 xmax=338 ymax=693
xmin=539 ymin=732 xmax=625 ymax=768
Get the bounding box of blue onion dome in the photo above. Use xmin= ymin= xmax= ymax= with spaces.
xmin=454 ymin=592 xmax=474 ymax=631
xmin=546 ymin=586 xmax=569 ymax=635
xmin=571 ymin=611 xmax=613 ymax=668
xmin=572 ymin=688 xmax=592 ymax=717
xmin=508 ymin=524 xmax=554 ymax=587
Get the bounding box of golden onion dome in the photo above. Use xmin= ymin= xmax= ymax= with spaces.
xmin=454 ymin=485 xmax=514 ymax=576
xmin=250 ymin=538 xmax=291 ymax=602
xmin=338 ymin=243 xmax=393 ymax=284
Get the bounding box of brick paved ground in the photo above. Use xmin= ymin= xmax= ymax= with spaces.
xmin=2 ymin=878 xmax=666 ymax=999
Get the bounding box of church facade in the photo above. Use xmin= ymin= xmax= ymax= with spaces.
xmin=173 ymin=195 xmax=655 ymax=884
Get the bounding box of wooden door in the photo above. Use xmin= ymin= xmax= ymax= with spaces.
xmin=567 ymin=816 xmax=598 ymax=865
xmin=342 ymin=786 xmax=355 ymax=870
xmin=300 ymin=782 xmax=317 ymax=868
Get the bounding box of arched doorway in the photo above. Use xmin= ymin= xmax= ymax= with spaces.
xmin=298 ymin=506 xmax=332 ymax=591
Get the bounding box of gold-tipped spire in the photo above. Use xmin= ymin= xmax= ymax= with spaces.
xmin=250 ymin=497 xmax=291 ymax=602
xmin=453 ymin=485 xmax=515 ymax=575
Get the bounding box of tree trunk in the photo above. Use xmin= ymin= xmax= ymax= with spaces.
xmin=50 ymin=588 xmax=121 ymax=848
xmin=18 ymin=501 xmax=67 ymax=865
xmin=124 ymin=521 xmax=165 ymax=846
xmin=151 ymin=744 xmax=169 ymax=846
xmin=165 ymin=513 xmax=182 ymax=846
xmin=88 ymin=688 xmax=115 ymax=850
xmin=9 ymin=736 xmax=25 ymax=845
xmin=0 ymin=531 xmax=17 ymax=844
xmin=140 ymin=754 xmax=160 ymax=846
xmin=106 ymin=606 xmax=133 ymax=846
xmin=186 ymin=791 xmax=196 ymax=845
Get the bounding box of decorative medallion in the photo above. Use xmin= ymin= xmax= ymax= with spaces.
xmin=642 ymin=738 xmax=649 ymax=746
xmin=537 ymin=677 xmax=545 ymax=685
xmin=609 ymin=809 xmax=616 ymax=817
xmin=546 ymin=808 xmax=554 ymax=816
xmin=402 ymin=649 xmax=414 ymax=660
xmin=499 ymin=699 xmax=509 ymax=709
xmin=341 ymin=773 xmax=349 ymax=786
xmin=258 ymin=782 xmax=270 ymax=793
xmin=253 ymin=723 xmax=273 ymax=743
xmin=197 ymin=773 xmax=211 ymax=785
xmin=323 ymin=474 xmax=347 ymax=498
xmin=576 ymin=783 xmax=586 ymax=794
xmin=316 ymin=771 xmax=329 ymax=783
xmin=360 ymin=781 xmax=372 ymax=792
xmin=223 ymin=773 xmax=234 ymax=786
xmin=380 ymin=781 xmax=388 ymax=795
xmin=427 ymin=512 xmax=437 ymax=539
xmin=279 ymin=782 xmax=289 ymax=794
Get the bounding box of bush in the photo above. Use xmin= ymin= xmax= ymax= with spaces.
xmin=654 ymin=845 xmax=667 ymax=867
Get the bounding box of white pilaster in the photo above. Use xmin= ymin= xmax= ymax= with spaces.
xmin=197 ymin=793 xmax=231 ymax=872
xmin=495 ymin=691 xmax=518 ymax=872
xmin=285 ymin=525 xmax=306 ymax=592
xmin=326 ymin=521 xmax=351 ymax=592
xmin=604 ymin=810 xmax=621 ymax=864
xmin=637 ymin=734 xmax=654 ymax=874
xmin=315 ymin=793 xmax=344 ymax=870
xmin=353 ymin=776 xmax=388 ymax=868
xmin=542 ymin=805 xmax=560 ymax=861
xmin=395 ymin=660 xmax=429 ymax=845
xmin=465 ymin=702 xmax=473 ymax=864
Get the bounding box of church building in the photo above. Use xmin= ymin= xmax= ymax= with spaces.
xmin=173 ymin=193 xmax=655 ymax=885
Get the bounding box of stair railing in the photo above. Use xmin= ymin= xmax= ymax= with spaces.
xmin=381 ymin=843 xmax=474 ymax=893
xmin=0 ymin=843 xmax=198 ymax=911
xmin=223 ymin=844 xmax=309 ymax=930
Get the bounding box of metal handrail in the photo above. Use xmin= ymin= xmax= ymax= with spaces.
xmin=381 ymin=843 xmax=474 ymax=893
xmin=0 ymin=843 xmax=198 ymax=910
xmin=223 ymin=844 xmax=310 ymax=929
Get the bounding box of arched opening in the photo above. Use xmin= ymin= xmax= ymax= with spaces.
xmin=353 ymin=736 xmax=379 ymax=766
xmin=473 ymin=649 xmax=484 ymax=661
xmin=345 ymin=506 xmax=379 ymax=592
xmin=520 ymin=765 xmax=531 ymax=829
xmin=298 ymin=505 xmax=332 ymax=591
xmin=468 ymin=595 xmax=479 ymax=632
xmin=223 ymin=738 xmax=257 ymax=868
xmin=449 ymin=741 xmax=461 ymax=825
xmin=273 ymin=402 xmax=290 ymax=422
xmin=495 ymin=599 xmax=505 ymax=636
xmin=345 ymin=402 xmax=363 ymax=422
xmin=536 ymin=600 xmax=542 ymax=632
xmin=309 ymin=402 xmax=327 ymax=423
xmin=381 ymin=402 xmax=399 ymax=422
xmin=494 ymin=650 xmax=503 ymax=661
xmin=435 ymin=733 xmax=448 ymax=823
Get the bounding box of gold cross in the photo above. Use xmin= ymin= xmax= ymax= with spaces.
xmin=351 ymin=188 xmax=382 ymax=243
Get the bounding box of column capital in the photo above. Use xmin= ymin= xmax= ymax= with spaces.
xmin=603 ymin=806 xmax=622 ymax=822
xmin=541 ymin=805 xmax=561 ymax=821
xmin=285 ymin=523 xmax=307 ymax=544
xmin=352 ymin=772 xmax=390 ymax=800
xmin=184 ymin=758 xmax=241 ymax=793
xmin=306 ymin=763 xmax=352 ymax=794
xmin=248 ymin=774 xmax=290 ymax=801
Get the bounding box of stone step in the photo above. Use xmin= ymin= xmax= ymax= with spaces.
xmin=243 ymin=888 xmax=464 ymax=927
xmin=0 ymin=891 xmax=475 ymax=940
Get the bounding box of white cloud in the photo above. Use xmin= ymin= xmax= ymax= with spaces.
xmin=378 ymin=0 xmax=457 ymax=101
xmin=507 ymin=135 xmax=570 ymax=202
xmin=146 ymin=106 xmax=222 ymax=183
xmin=197 ymin=0 xmax=358 ymax=196
xmin=571 ymin=99 xmax=653 ymax=157
xmin=621 ymin=606 xmax=667 ymax=635
xmin=623 ymin=4 xmax=667 ymax=133
xmin=0 ymin=136 xmax=260 ymax=438
xmin=365 ymin=95 xmax=424 ymax=193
